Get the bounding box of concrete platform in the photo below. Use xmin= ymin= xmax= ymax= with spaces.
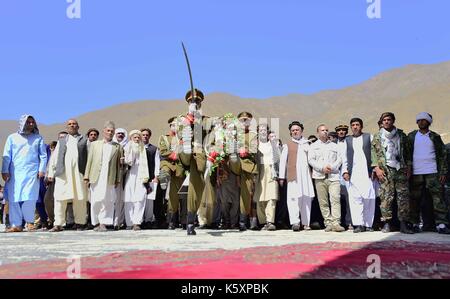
xmin=2 ymin=228 xmax=450 ymax=266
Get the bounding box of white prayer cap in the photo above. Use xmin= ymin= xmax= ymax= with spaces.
xmin=416 ymin=112 xmax=432 ymax=124
xmin=129 ymin=129 xmax=142 ymax=138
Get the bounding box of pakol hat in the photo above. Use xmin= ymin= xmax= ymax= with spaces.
xmin=335 ymin=124 xmax=349 ymax=131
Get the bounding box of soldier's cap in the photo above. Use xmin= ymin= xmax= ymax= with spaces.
xmin=379 ymin=112 xmax=396 ymax=122
xmin=416 ymin=112 xmax=433 ymax=124
xmin=185 ymin=88 xmax=204 ymax=103
xmin=335 ymin=124 xmax=349 ymax=131
xmin=288 ymin=121 xmax=303 ymax=131
xmin=168 ymin=116 xmax=177 ymax=124
xmin=238 ymin=112 xmax=253 ymax=120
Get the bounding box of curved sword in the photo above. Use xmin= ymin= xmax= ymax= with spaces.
xmin=181 ymin=42 xmax=196 ymax=100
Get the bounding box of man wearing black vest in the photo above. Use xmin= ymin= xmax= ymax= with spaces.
xmin=47 ymin=119 xmax=88 ymax=232
xmin=140 ymin=128 xmax=162 ymax=228
xmin=336 ymin=124 xmax=352 ymax=230
xmin=342 ymin=118 xmax=376 ymax=233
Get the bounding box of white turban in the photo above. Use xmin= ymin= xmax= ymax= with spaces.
xmin=416 ymin=112 xmax=432 ymax=124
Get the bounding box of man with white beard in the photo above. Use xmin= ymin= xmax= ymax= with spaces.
xmin=123 ymin=130 xmax=149 ymax=230
xmin=341 ymin=118 xmax=376 ymax=233
xmin=279 ymin=121 xmax=315 ymax=231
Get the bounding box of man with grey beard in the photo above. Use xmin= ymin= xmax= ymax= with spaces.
xmin=84 ymin=121 xmax=124 ymax=232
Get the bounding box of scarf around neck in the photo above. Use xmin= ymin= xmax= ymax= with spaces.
xmin=380 ymin=127 xmax=401 ymax=170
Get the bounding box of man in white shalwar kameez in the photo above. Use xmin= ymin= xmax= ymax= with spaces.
xmin=113 ymin=128 xmax=128 ymax=229
xmin=254 ymin=124 xmax=280 ymax=231
xmin=141 ymin=128 xmax=160 ymax=227
xmin=48 ymin=119 xmax=88 ymax=232
xmin=123 ymin=130 xmax=149 ymax=230
xmin=342 ymin=118 xmax=376 ymax=233
xmin=279 ymin=121 xmax=315 ymax=231
xmin=84 ymin=121 xmax=123 ymax=232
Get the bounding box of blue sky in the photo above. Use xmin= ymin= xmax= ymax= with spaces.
xmin=1 ymin=0 xmax=450 ymax=124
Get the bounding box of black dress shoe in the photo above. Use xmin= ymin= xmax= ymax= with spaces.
xmin=292 ymin=223 xmax=301 ymax=232
xmin=168 ymin=222 xmax=176 ymax=230
xmin=353 ymin=225 xmax=366 ymax=233
xmin=309 ymin=222 xmax=322 ymax=230
xmin=220 ymin=223 xmax=231 ymax=230
xmin=210 ymin=223 xmax=219 ymax=230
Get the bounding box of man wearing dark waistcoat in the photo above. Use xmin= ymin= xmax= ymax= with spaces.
xmin=141 ymin=128 xmax=162 ymax=228
xmin=47 ymin=119 xmax=88 ymax=232
xmin=342 ymin=118 xmax=376 ymax=233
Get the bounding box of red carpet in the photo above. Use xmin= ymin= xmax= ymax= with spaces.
xmin=1 ymin=241 xmax=450 ymax=279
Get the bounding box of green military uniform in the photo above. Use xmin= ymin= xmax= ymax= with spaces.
xmin=179 ymin=113 xmax=219 ymax=235
xmin=180 ymin=151 xmax=206 ymax=215
xmin=158 ymin=134 xmax=185 ymax=220
xmin=197 ymin=125 xmax=220 ymax=227
xmin=371 ymin=128 xmax=412 ymax=223
xmin=230 ymin=130 xmax=258 ymax=222
xmin=408 ymin=130 xmax=449 ymax=226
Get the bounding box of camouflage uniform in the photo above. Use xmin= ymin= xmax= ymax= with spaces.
xmin=446 ymin=144 xmax=450 ymax=221
xmin=408 ymin=130 xmax=449 ymax=226
xmin=158 ymin=134 xmax=185 ymax=218
xmin=371 ymin=128 xmax=412 ymax=222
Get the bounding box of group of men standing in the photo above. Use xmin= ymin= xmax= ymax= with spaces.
xmin=1 ymin=116 xmax=160 ymax=232
xmin=1 ymin=92 xmax=449 ymax=235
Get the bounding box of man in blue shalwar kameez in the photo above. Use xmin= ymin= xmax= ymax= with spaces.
xmin=2 ymin=115 xmax=47 ymax=232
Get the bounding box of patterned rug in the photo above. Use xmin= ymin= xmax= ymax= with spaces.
xmin=1 ymin=241 xmax=450 ymax=279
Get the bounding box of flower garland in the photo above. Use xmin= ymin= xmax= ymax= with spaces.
xmin=205 ymin=113 xmax=246 ymax=174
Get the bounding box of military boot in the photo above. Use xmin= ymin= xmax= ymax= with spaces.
xmin=400 ymin=221 xmax=414 ymax=234
xmin=239 ymin=213 xmax=247 ymax=231
xmin=381 ymin=221 xmax=391 ymax=233
xmin=187 ymin=212 xmax=196 ymax=236
xmin=167 ymin=213 xmax=176 ymax=230
xmin=250 ymin=217 xmax=259 ymax=230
